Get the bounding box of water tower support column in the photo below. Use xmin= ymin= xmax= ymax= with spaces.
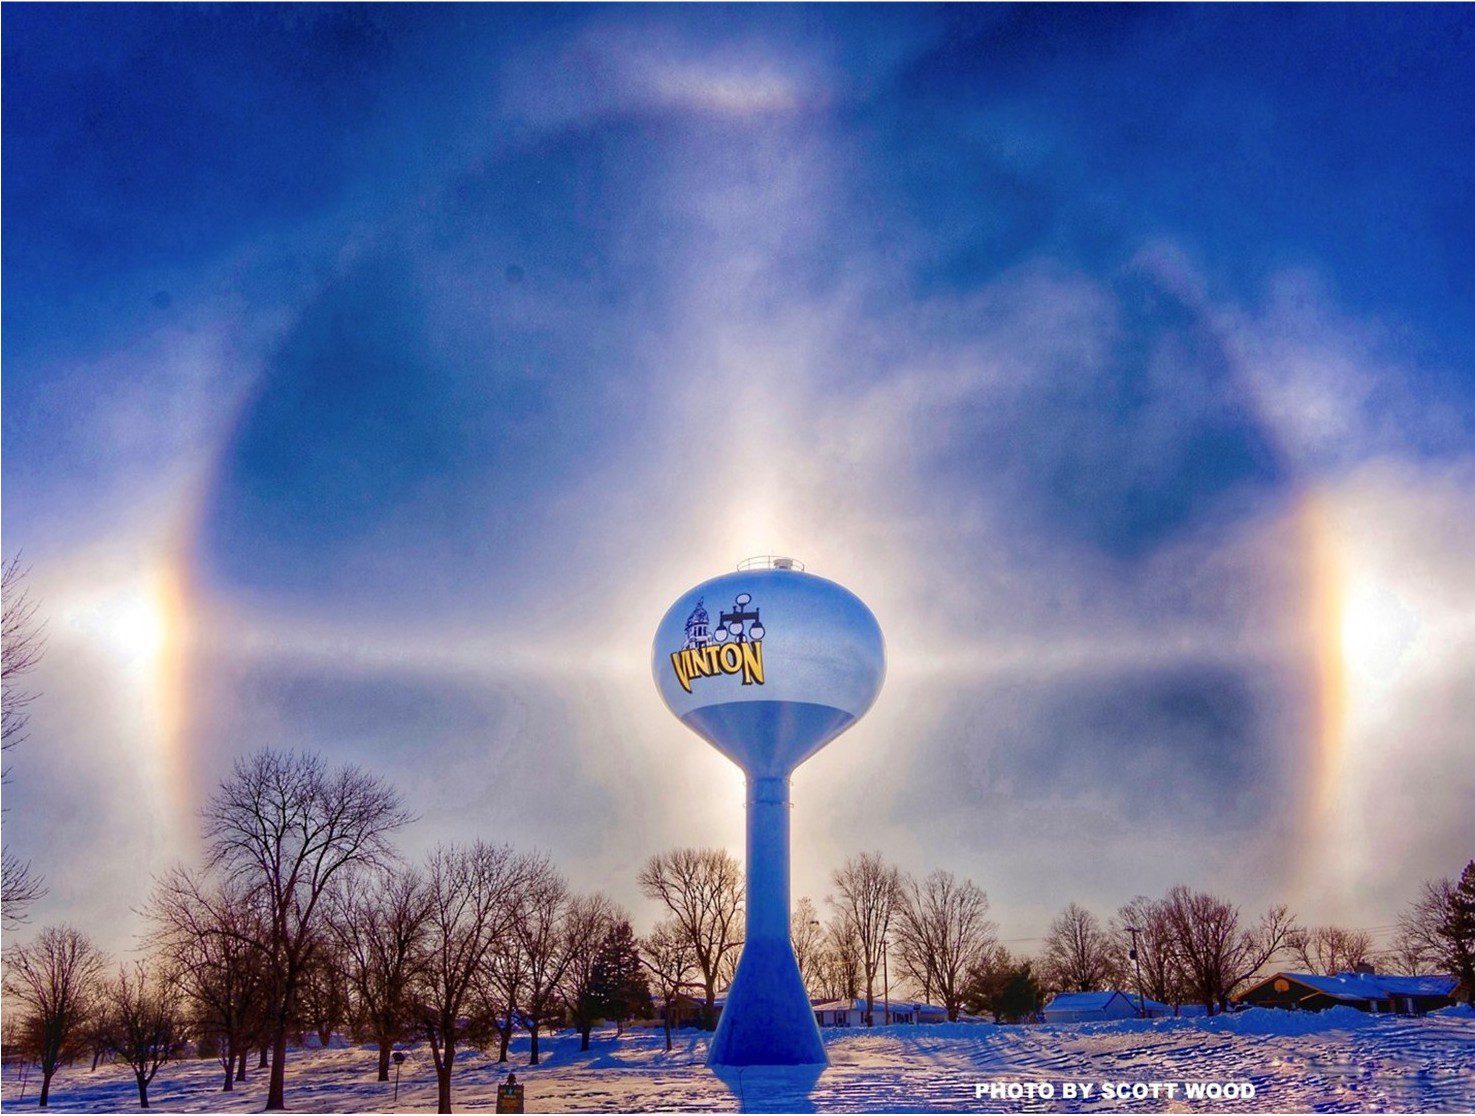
xmin=747 ymin=776 xmax=790 ymax=940
xmin=706 ymin=774 xmax=827 ymax=1067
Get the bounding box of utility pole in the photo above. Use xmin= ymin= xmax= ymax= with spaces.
xmin=1125 ymin=925 xmax=1147 ymax=1018
xmin=882 ymin=938 xmax=891 ymax=1025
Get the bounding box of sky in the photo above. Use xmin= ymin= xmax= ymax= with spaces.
xmin=3 ymin=4 xmax=1473 ymax=959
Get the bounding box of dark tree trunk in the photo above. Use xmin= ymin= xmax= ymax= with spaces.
xmin=259 ymin=1045 xmax=269 ymax=1069
xmin=137 ymin=1075 xmax=150 ymax=1109
xmin=318 ymin=1025 xmax=332 ymax=1049
xmin=221 ymin=1040 xmax=234 ymax=1092
xmin=236 ymin=1048 xmax=247 ymax=1082
xmin=529 ymin=1023 xmax=540 ymax=1065
xmin=579 ymin=1023 xmax=591 ymax=1051
xmin=663 ymin=1006 xmax=673 ymax=1052
xmin=377 ymin=1041 xmax=392 ymax=1082
xmin=498 ymin=1006 xmax=514 ymax=1062
xmin=266 ymin=1028 xmax=288 ymax=1110
xmin=436 ymin=1043 xmax=455 ymax=1114
xmin=39 ymin=1068 xmax=55 ymax=1108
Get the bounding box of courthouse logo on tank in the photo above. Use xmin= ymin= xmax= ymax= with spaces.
xmin=671 ymin=592 xmax=766 ymax=692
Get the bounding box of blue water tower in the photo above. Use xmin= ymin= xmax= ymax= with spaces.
xmin=653 ymin=557 xmax=886 ymax=1066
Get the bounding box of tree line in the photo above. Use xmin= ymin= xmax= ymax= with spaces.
xmin=1029 ymin=870 xmax=1475 ymax=1017
xmin=633 ymin=845 xmax=1473 ymax=1028
xmin=5 ymin=751 xmax=655 ymax=1112
xmin=4 ymin=748 xmax=1473 ymax=1112
xmin=790 ymin=854 xmax=1474 ymax=1025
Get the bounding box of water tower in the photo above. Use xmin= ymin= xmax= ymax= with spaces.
xmin=653 ymin=557 xmax=885 ymax=1067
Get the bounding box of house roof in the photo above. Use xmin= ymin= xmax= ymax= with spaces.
xmin=1044 ymin=991 xmax=1132 ymax=1012
xmin=1247 ymin=971 xmax=1460 ymax=1003
xmin=1284 ymin=972 xmax=1391 ymax=1000
xmin=1369 ymin=974 xmax=1460 ymax=997
xmin=811 ymin=997 xmax=949 ymax=1014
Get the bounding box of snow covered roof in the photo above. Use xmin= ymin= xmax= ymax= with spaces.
xmin=1285 ymin=972 xmax=1391 ymax=1000
xmin=811 ymin=998 xmax=949 ymax=1014
xmin=1368 ymin=974 xmax=1460 ymax=998
xmin=1044 ymin=991 xmax=1132 ymax=1012
xmin=1266 ymin=972 xmax=1460 ymax=1002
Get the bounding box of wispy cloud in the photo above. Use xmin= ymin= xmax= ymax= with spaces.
xmin=4 ymin=6 xmax=1472 ymax=952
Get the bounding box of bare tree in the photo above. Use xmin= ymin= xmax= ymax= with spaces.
xmin=893 ymin=870 xmax=996 ymax=1020
xmin=517 ymin=860 xmax=572 ymax=1065
xmin=790 ymin=896 xmax=825 ymax=997
xmin=80 ymin=1003 xmax=117 ymax=1073
xmin=1286 ymin=925 xmax=1375 ymax=975
xmin=417 ymin=842 xmax=526 ymax=1114
xmin=830 ymin=852 xmax=902 ymax=1025
xmin=328 ymin=866 xmax=431 ymax=1080
xmin=2 ymin=555 xmax=45 ymax=753
xmin=202 ymin=749 xmax=411 ymax=1110
xmin=297 ymin=935 xmax=350 ymax=1049
xmin=1397 ymin=877 xmax=1454 ymax=972
xmin=3 ymin=554 xmax=47 ymax=928
xmin=482 ymin=931 xmax=528 ymax=1064
xmin=812 ymin=914 xmax=863 ymax=1002
xmin=1398 ymin=862 xmax=1475 ymax=1005
xmin=559 ymin=893 xmax=619 ymax=1051
xmin=103 ymin=961 xmax=184 ymax=1109
xmin=1158 ymin=886 xmax=1296 ymax=1013
xmin=2 ymin=851 xmax=46 ymax=931
xmin=1115 ymin=896 xmax=1188 ymax=1011
xmin=147 ymin=870 xmax=271 ymax=1092
xmin=640 ymin=919 xmax=699 ymax=1052
xmin=1385 ymin=924 xmax=1437 ymax=975
xmin=638 ymin=848 xmax=743 ymax=1028
xmin=1040 ymin=902 xmax=1122 ymax=994
xmin=3 ymin=925 xmax=107 ymax=1107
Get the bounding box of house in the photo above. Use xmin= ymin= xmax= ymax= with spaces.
xmin=811 ymin=998 xmax=961 ymax=1027
xmin=637 ymin=991 xmax=719 ymax=1031
xmin=1042 ymin=990 xmax=1174 ymax=1023
xmin=1368 ymin=975 xmax=1465 ymax=1015
xmin=1235 ymin=971 xmax=1460 ymax=1015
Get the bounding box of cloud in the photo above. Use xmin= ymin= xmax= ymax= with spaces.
xmin=4 ymin=7 xmax=1473 ymax=955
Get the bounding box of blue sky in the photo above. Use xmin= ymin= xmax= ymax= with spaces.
xmin=4 ymin=5 xmax=1473 ymax=954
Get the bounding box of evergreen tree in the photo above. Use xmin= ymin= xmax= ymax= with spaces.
xmin=1438 ymin=860 xmax=1475 ymax=1007
xmin=964 ymin=947 xmax=1043 ymax=1023
xmin=996 ymin=962 xmax=1045 ymax=1023
xmin=589 ymin=920 xmax=652 ymax=1032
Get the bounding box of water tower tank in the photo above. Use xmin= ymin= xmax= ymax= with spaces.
xmin=653 ymin=557 xmax=885 ymax=1066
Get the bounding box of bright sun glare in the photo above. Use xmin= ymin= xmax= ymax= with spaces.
xmin=1339 ymin=576 xmax=1420 ymax=688
xmin=70 ymin=580 xmax=169 ymax=672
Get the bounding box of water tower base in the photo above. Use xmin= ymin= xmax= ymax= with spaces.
xmin=707 ymin=939 xmax=828 ymax=1067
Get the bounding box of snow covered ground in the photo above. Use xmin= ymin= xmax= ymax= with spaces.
xmin=4 ymin=1008 xmax=1472 ymax=1113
